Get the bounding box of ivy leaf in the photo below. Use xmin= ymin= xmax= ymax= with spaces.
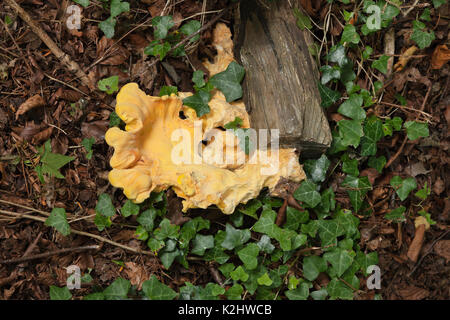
xmin=209 ymin=61 xmax=245 ymax=102
xmin=337 ymin=119 xmax=364 ymax=147
xmin=415 ymin=182 xmax=431 ymax=200
xmin=182 ymin=90 xmax=211 ymax=117
xmin=144 ymin=41 xmax=171 ymax=60
xmin=137 ymin=208 xmax=157 ymax=231
xmin=293 ymin=180 xmax=321 ymax=208
xmin=341 ymin=154 xmax=359 ymax=176
xmin=142 ymin=275 xmax=177 ymax=300
xmin=134 ymin=225 xmax=148 ymax=241
xmin=94 ymin=212 xmax=111 ymax=231
xmin=154 ymin=219 xmax=180 ymax=240
xmin=303 ymin=255 xmax=327 ymax=281
xmin=230 ymin=266 xmax=249 ymax=282
xmin=360 ymin=116 xmax=383 ymax=156
xmin=320 ymin=65 xmax=340 ymax=84
xmin=99 ymin=17 xmax=116 ymax=39
xmin=368 ymin=156 xmax=386 ymax=173
xmin=49 ymin=286 xmax=72 ymax=300
xmin=318 ymin=82 xmax=341 ymax=108
xmin=356 ymin=251 xmax=379 ymax=276
xmin=327 ymin=279 xmax=353 ymax=300
xmin=110 ymin=0 xmax=129 ymax=18
xmin=98 ymin=75 xmax=119 ymax=94
xmin=316 ymin=219 xmax=344 ymax=247
xmin=221 ymin=224 xmax=251 ymax=250
xmin=96 ymin=193 xmax=116 ymax=217
xmin=237 ymin=243 xmax=260 ymax=270
xmin=385 ymin=206 xmax=406 ymax=222
xmin=411 ymin=20 xmax=435 ymax=49
xmin=327 ymin=45 xmax=347 ymax=67
xmin=83 ymin=292 xmax=105 ymax=300
xmin=404 ymin=121 xmax=429 ymax=140
xmin=180 ymin=20 xmax=201 ymax=42
xmin=204 ymin=247 xmax=230 ymax=264
xmin=285 ymin=283 xmax=310 ymax=300
xmin=191 ymin=234 xmax=214 ymax=256
xmin=304 ymin=154 xmax=330 ymax=183
xmin=225 ymin=284 xmax=244 ymax=300
xmin=192 ymin=70 xmax=205 ymax=89
xmin=121 ymin=200 xmax=139 ymax=217
xmin=238 ymin=198 xmax=261 ymax=219
xmin=37 ymin=140 xmax=74 ymax=180
xmin=390 ymin=176 xmax=417 ymax=201
xmin=311 ymin=288 xmax=328 ymax=300
xmin=252 ymin=208 xmax=278 ymax=238
xmin=284 ymin=207 xmax=309 ymax=231
xmin=81 ymin=137 xmax=95 ymax=160
xmin=293 ymin=8 xmax=312 ymax=30
xmin=433 ymin=0 xmax=445 ymax=8
xmin=103 ymin=278 xmax=130 ymax=300
xmin=257 ymin=235 xmax=275 ymax=254
xmin=224 ymin=117 xmax=243 ymax=130
xmin=45 ymin=208 xmax=71 ymax=236
xmin=420 ymin=8 xmax=431 ymax=22
xmin=109 ymin=111 xmax=121 ymax=127
xmin=338 ymin=95 xmax=365 ymax=120
xmin=324 ymin=248 xmax=354 ymax=277
xmin=362 ymin=46 xmax=373 ymax=60
xmin=152 ymin=16 xmax=174 ymax=40
xmin=342 ymin=175 xmax=372 ymax=212
xmin=371 ymin=55 xmax=390 ymax=74
xmin=257 ymin=273 xmax=273 ymax=286
xmin=159 ymin=86 xmax=178 ymax=96
xmin=73 ymin=0 xmax=90 ymax=8
xmin=341 ymin=24 xmax=360 ymax=44
xmin=147 ymin=238 xmax=165 ymax=252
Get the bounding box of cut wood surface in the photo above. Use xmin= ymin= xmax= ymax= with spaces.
xmin=234 ymin=0 xmax=331 ymax=156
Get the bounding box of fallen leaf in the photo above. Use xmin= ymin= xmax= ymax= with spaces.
xmin=15 ymin=95 xmax=46 ymax=119
xmin=81 ymin=120 xmax=109 ymax=141
xmin=433 ymin=177 xmax=445 ymax=195
xmin=394 ymin=46 xmax=418 ymax=72
xmin=397 ymin=285 xmax=429 ymax=300
xmin=404 ymin=162 xmax=430 ymax=177
xmin=434 ymin=240 xmax=450 ymax=262
xmin=431 ymin=45 xmax=450 ymax=69
xmin=124 ymin=262 xmax=149 ymax=290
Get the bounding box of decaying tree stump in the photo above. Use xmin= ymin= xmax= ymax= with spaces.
xmin=234 ymin=0 xmax=332 ymax=156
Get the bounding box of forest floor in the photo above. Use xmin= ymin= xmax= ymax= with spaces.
xmin=0 ymin=0 xmax=448 ymax=300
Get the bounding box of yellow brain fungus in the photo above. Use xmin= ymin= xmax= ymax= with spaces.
xmin=105 ymin=23 xmax=306 ymax=214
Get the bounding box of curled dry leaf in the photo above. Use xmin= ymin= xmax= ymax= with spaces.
xmin=15 ymin=94 xmax=46 ymax=120
xmin=431 ymin=45 xmax=450 ymax=70
xmin=394 ymin=46 xmax=417 ymax=72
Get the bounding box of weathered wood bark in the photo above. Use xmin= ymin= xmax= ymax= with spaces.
xmin=234 ymin=0 xmax=331 ymax=156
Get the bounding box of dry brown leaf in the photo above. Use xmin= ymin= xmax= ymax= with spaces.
xmin=397 ymin=285 xmax=429 ymax=300
xmin=81 ymin=120 xmax=109 ymax=141
xmin=431 ymin=45 xmax=450 ymax=69
xmin=434 ymin=240 xmax=450 ymax=262
xmin=433 ymin=177 xmax=445 ymax=195
xmin=15 ymin=95 xmax=45 ymax=120
xmin=394 ymin=46 xmax=417 ymax=72
xmin=124 ymin=262 xmax=149 ymax=290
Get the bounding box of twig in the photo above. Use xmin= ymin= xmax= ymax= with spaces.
xmin=0 ymin=245 xmax=100 ymax=265
xmin=4 ymin=0 xmax=93 ymax=89
xmin=0 ymin=199 xmax=50 ymax=217
xmin=385 ymin=135 xmax=408 ymax=168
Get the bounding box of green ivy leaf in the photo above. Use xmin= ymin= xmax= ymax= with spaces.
xmin=316 ymin=219 xmax=345 ymax=247
xmin=96 ymin=193 xmax=116 ymax=217
xmin=341 ymin=24 xmax=360 ymax=44
xmin=433 ymin=0 xmax=446 ymax=8
xmin=103 ymin=278 xmax=130 ymax=300
xmin=49 ymin=286 xmax=72 ymax=300
xmin=121 ymin=200 xmax=139 ymax=217
xmin=154 ymin=219 xmax=180 ymax=240
xmin=371 ymin=55 xmax=390 ymax=74
xmin=144 ymin=41 xmax=171 ymax=60
xmin=390 ymin=176 xmax=417 ymax=201
xmin=191 ymin=234 xmax=214 ymax=256
xmin=230 ymin=266 xmax=249 ymax=282
xmin=311 ymin=288 xmax=328 ymax=300
xmin=45 ymin=208 xmax=71 ymax=236
xmin=204 ymin=247 xmax=230 ymax=264
xmin=284 ymin=207 xmax=309 ymax=231
xmin=327 ymin=279 xmax=353 ymax=300
xmin=192 ymin=70 xmax=206 ymax=89
xmin=285 ymin=283 xmax=310 ymax=300
xmin=159 ymin=86 xmax=178 ymax=96
xmin=415 ymin=182 xmax=431 ymax=200
xmin=404 ymin=121 xmax=429 ymax=140
xmin=152 ymin=16 xmax=174 ymax=40
xmin=303 ymin=255 xmax=327 ymax=281
xmin=134 ymin=225 xmax=148 ymax=241
xmin=419 ymin=8 xmax=431 ymax=22
xmin=257 ymin=273 xmax=273 ymax=286
xmin=342 ymin=175 xmax=372 ymax=212
xmin=360 ymin=116 xmax=383 ymax=156
xmin=293 ymin=8 xmax=312 ymax=30
xmin=362 ymin=46 xmax=373 ymax=60
xmin=356 ymin=251 xmax=379 ymax=276
xmin=98 ymin=75 xmax=119 ymax=94
xmin=142 ymin=275 xmax=177 ymax=300
xmin=238 ymin=199 xmax=262 ymax=219
xmin=237 ymin=243 xmax=260 ymax=270
xmin=257 ymin=235 xmax=275 ymax=253
xmin=252 ymin=208 xmax=278 ymax=238
xmin=385 ymin=206 xmax=406 ymax=222
xmin=209 ymin=61 xmax=245 ymax=102
xmin=182 ymin=90 xmax=211 ymax=117
xmin=36 ymin=140 xmax=74 ymax=180
xmin=109 ymin=111 xmax=121 ymax=127
xmin=324 ymin=248 xmax=354 ymax=277
xmin=318 ymin=82 xmax=341 ymax=108
xmin=81 ymin=137 xmax=95 ymax=160
xmin=99 ymin=17 xmax=116 ymax=39
xmin=411 ymin=20 xmax=435 ymax=49
xmin=224 ymin=117 xmax=243 ymax=130
xmin=73 ymin=0 xmax=90 ymax=8
xmin=304 ymin=154 xmax=330 ymax=183
xmin=337 ymin=119 xmax=364 ymax=147
xmin=368 ymin=156 xmax=386 ymax=173
xmin=225 ymin=284 xmax=243 ymax=300
xmin=137 ymin=208 xmax=157 ymax=231
xmin=83 ymin=292 xmax=105 ymax=300
xmin=327 ymin=45 xmax=348 ymax=67
xmin=294 ymin=180 xmax=321 ymax=208
xmin=338 ymin=95 xmax=365 ymax=120
xmin=221 ymin=224 xmax=251 ymax=250
xmin=94 ymin=212 xmax=111 ymax=231
xmin=341 ymin=154 xmax=359 ymax=176
xmin=180 ymin=20 xmax=201 ymax=42
xmin=110 ymin=0 xmax=129 ymax=18
xmin=320 ymin=65 xmax=341 ymax=84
